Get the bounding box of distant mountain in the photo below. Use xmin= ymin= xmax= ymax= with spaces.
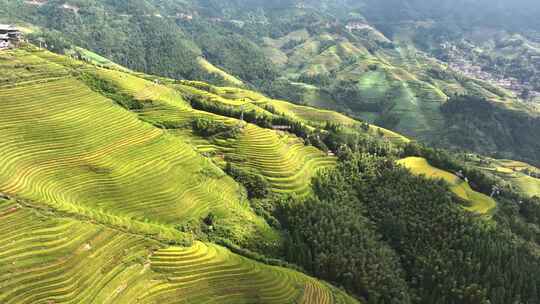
xmin=1 ymin=0 xmax=539 ymax=166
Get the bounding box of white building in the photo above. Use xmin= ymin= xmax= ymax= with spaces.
xmin=0 ymin=33 xmax=9 ymax=49
xmin=0 ymin=24 xmax=22 ymax=47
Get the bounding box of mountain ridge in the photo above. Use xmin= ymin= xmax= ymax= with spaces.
xmin=3 ymin=0 xmax=538 ymax=165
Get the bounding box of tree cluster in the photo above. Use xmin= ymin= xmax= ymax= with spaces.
xmin=275 ymin=154 xmax=540 ymax=304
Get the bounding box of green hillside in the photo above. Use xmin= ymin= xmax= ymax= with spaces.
xmin=88 ymin=68 xmax=341 ymax=196
xmin=0 ymin=45 xmax=368 ymax=303
xmin=2 ymin=44 xmax=540 ymax=304
xmin=465 ymin=156 xmax=540 ymax=198
xmin=2 ymin=2 xmax=540 ymax=303
xmin=262 ymin=23 xmax=526 ymax=140
xmin=0 ymin=48 xmax=275 ymax=246
xmin=0 ymin=197 xmax=356 ymax=304
xmin=2 ymin=0 xmax=539 ymax=166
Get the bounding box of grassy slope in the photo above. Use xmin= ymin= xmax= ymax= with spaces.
xmin=268 ymin=99 xmax=358 ymax=126
xmin=0 ymin=47 xmax=275 ymax=245
xmin=176 ymin=80 xmax=409 ymax=143
xmin=68 ymin=47 xmax=131 ymax=72
xmin=513 ymin=175 xmax=540 ymax=198
xmin=397 ymin=157 xmax=497 ymax=214
xmin=91 ymin=67 xmax=408 ymax=198
xmin=92 ymin=69 xmax=340 ymax=196
xmin=0 ymin=198 xmax=357 ymax=304
xmin=5 ymin=1 xmax=536 ymax=165
xmin=197 ymin=57 xmax=245 ymax=87
xmin=0 ymin=46 xmax=362 ymax=302
xmin=263 ymin=30 xmax=449 ymax=138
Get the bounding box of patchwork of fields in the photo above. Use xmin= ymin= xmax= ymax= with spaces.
xmin=92 ymin=67 xmax=366 ymax=195
xmin=0 ymin=76 xmax=274 ymax=242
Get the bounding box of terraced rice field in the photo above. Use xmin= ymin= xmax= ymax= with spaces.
xmin=475 ymin=159 xmax=540 ymax=198
xmin=70 ymin=47 xmax=131 ymax=71
xmin=0 ymin=64 xmax=273 ymax=243
xmin=94 ymin=68 xmax=191 ymax=108
xmin=0 ymin=48 xmax=73 ymax=87
xmin=512 ymin=175 xmax=540 ymax=197
xmin=209 ymin=86 xmax=267 ymax=102
xmin=267 ymin=99 xmax=357 ymax=126
xmin=356 ymin=70 xmax=390 ymax=103
xmin=0 ymin=199 xmax=358 ymax=304
xmin=0 ymin=199 xmax=160 ymax=304
xmin=91 ymin=68 xmax=338 ymax=196
xmin=94 ymin=69 xmax=261 ymax=128
xmin=177 ymin=80 xmax=356 ymax=130
xmin=0 ymin=46 xmax=362 ymax=304
xmin=145 ymin=243 xmax=356 ymax=304
xmin=197 ymin=57 xmax=245 ymax=87
xmin=367 ymin=126 xmax=410 ymax=143
xmin=501 ymin=161 xmax=540 ymax=197
xmin=216 ymin=124 xmax=337 ymax=195
xmin=175 ymin=80 xmax=408 ymax=145
xmin=178 ymin=83 xmax=272 ymax=115
xmin=178 ymin=124 xmax=337 ymax=196
xmin=398 ymin=157 xmax=497 ymax=214
xmin=92 ymin=68 xmax=227 ymax=127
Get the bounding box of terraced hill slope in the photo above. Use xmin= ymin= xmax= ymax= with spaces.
xmin=89 ymin=69 xmax=344 ymax=196
xmin=398 ymin=157 xmax=497 ymax=214
xmin=0 ymin=49 xmax=274 ymax=246
xmin=258 ymin=14 xmax=540 ymax=166
xmin=466 ymin=157 xmax=540 ymax=198
xmin=0 ymin=198 xmax=357 ymax=304
xmin=0 ymin=46 xmax=362 ymax=303
xmin=262 ymin=27 xmax=511 ymax=138
xmin=4 ymin=0 xmax=539 ymax=167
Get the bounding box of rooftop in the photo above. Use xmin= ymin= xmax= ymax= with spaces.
xmin=0 ymin=24 xmax=17 ymax=31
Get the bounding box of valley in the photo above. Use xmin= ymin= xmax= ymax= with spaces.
xmin=1 ymin=1 xmax=540 ymax=303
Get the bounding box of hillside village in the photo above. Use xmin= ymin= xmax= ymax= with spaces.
xmin=442 ymin=43 xmax=540 ymax=102
xmin=0 ymin=25 xmax=22 ymax=50
xmin=448 ymin=57 xmax=540 ymax=102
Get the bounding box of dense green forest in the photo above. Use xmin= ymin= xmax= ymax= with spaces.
xmin=274 ymin=141 xmax=540 ymax=303
xmin=440 ymin=95 xmax=540 ymax=165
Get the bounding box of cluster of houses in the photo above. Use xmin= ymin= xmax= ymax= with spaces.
xmin=345 ymin=22 xmax=369 ymax=31
xmin=448 ymin=57 xmax=540 ymax=102
xmin=0 ymin=25 xmax=22 ymax=50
